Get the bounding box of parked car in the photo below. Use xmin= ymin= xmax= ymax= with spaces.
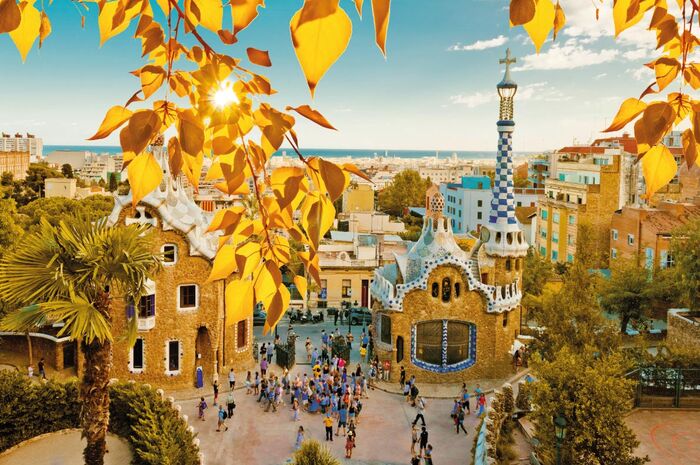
xmin=348 ymin=307 xmax=372 ymax=325
xmin=253 ymin=309 xmax=267 ymax=326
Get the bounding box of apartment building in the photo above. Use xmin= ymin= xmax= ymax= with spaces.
xmin=0 ymin=150 xmax=29 ymax=180
xmin=0 ymin=132 xmax=43 ymax=161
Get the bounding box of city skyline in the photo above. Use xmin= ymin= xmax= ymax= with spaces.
xmin=0 ymin=0 xmax=665 ymax=152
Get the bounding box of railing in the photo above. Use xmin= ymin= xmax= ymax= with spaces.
xmin=628 ymin=367 xmax=700 ymax=409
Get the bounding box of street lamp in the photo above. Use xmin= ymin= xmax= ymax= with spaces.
xmin=554 ymin=414 xmax=567 ymax=465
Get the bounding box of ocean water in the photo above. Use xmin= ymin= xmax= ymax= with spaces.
xmin=44 ymin=145 xmax=533 ymax=160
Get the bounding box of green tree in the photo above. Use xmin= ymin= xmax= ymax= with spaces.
xmin=522 ymin=248 xmax=553 ymax=297
xmin=61 ymin=164 xmax=74 ymax=179
xmin=530 ymin=347 xmax=647 ymax=465
xmin=0 ymin=217 xmax=160 ymax=465
xmin=600 ymin=259 xmax=654 ymax=333
xmin=377 ymin=170 xmax=431 ymax=217
xmin=0 ymin=199 xmax=22 ymax=258
xmin=292 ymin=439 xmax=341 ymax=465
xmin=671 ymin=218 xmax=700 ymax=311
xmin=108 ymin=173 xmax=118 ymax=192
xmin=23 ymin=162 xmax=62 ymax=200
xmin=0 ymin=172 xmax=12 ymax=186
xmin=18 ymin=196 xmax=115 ymax=233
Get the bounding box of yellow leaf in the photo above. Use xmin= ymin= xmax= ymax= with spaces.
xmin=604 ymin=98 xmax=647 ymax=133
xmin=318 ymin=159 xmax=348 ymax=201
xmin=120 ymin=110 xmax=161 ymax=156
xmin=290 ymin=0 xmax=352 ymax=97
xmin=510 ymin=0 xmax=535 ymax=26
xmin=225 ymin=279 xmax=254 ymax=326
xmin=38 ymin=10 xmax=50 ymax=47
xmin=167 ymin=137 xmax=183 ymax=178
xmin=371 ymin=0 xmax=390 ymax=56
xmin=246 ymin=47 xmax=271 ymax=67
xmin=667 ymin=92 xmax=690 ymax=125
xmin=263 ymin=284 xmax=289 ymax=335
xmin=98 ymin=1 xmax=139 ymax=46
xmin=293 ymin=275 xmax=307 ymax=298
xmin=681 ymin=129 xmax=698 ymax=168
xmin=178 ymin=109 xmax=205 ymax=156
xmin=286 ymin=105 xmax=336 ymax=130
xmin=553 ymin=1 xmax=565 ymax=40
xmin=683 ymin=63 xmax=700 ymax=90
xmin=343 ymin=162 xmax=372 ymax=182
xmin=653 ymin=57 xmax=680 ymax=92
xmin=641 ymin=144 xmax=677 ymax=199
xmin=207 ymin=244 xmax=237 ymax=282
xmin=523 ymin=0 xmax=555 ymax=53
xmin=235 ymin=241 xmax=261 ymax=279
xmin=614 ymin=0 xmax=653 ymax=36
xmin=9 ymin=1 xmax=40 ymax=62
xmin=0 ymin=0 xmax=21 ymax=34
xmin=207 ymin=206 xmax=245 ymax=232
xmin=88 ymin=105 xmax=133 ymax=140
xmin=140 ymin=65 xmax=166 ymax=99
xmin=196 ymin=0 xmax=223 ymax=33
xmin=353 ymin=0 xmax=363 ymax=17
xmin=231 ymin=0 xmax=264 ymax=36
xmin=127 ymin=152 xmax=163 ymax=206
xmin=633 ymin=101 xmax=674 ymax=155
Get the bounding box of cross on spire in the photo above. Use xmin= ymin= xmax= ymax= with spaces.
xmin=499 ymin=48 xmax=516 ymax=82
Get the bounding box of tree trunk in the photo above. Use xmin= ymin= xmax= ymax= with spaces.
xmin=620 ymin=314 xmax=631 ymax=334
xmin=25 ymin=331 xmax=33 ymax=367
xmin=80 ymin=338 xmax=112 ymax=465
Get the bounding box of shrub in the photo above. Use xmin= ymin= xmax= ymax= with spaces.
xmin=516 ymin=381 xmax=532 ymax=411
xmin=292 ymin=439 xmax=341 ymax=465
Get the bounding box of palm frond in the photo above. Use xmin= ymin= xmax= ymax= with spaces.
xmin=0 ymin=304 xmax=51 ymax=332
xmin=44 ymin=294 xmax=113 ymax=344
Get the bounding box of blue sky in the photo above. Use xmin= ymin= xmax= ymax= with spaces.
xmin=0 ymin=0 xmax=662 ymax=151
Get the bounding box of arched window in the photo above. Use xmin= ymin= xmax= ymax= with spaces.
xmin=446 ymin=321 xmax=469 ymax=365
xmin=396 ymin=336 xmax=404 ymax=363
xmin=415 ymin=321 xmax=443 ymax=365
xmin=505 ymin=259 xmax=511 ymax=271
xmin=431 ymin=282 xmax=439 ymax=298
xmin=413 ymin=320 xmax=476 ymax=372
xmin=380 ymin=314 xmax=392 ymax=345
xmin=441 ymin=277 xmax=451 ymax=302
xmin=454 ymin=282 xmax=461 ymax=298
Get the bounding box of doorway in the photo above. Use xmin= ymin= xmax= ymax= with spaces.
xmin=361 ymin=279 xmax=369 ymax=307
xmin=195 ymin=326 xmax=213 ymax=385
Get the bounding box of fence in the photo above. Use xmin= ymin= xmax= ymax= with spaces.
xmin=628 ymin=367 xmax=700 ymax=409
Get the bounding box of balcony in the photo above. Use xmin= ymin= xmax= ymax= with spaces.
xmin=137 ymin=316 xmax=155 ymax=331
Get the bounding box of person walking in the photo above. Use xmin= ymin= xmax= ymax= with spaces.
xmin=260 ymin=357 xmax=268 ymax=377
xmin=292 ymin=398 xmax=300 ymax=421
xmin=323 ymin=413 xmax=334 ymax=441
xmin=412 ymin=396 xmax=427 ymax=426
xmin=410 ymin=424 xmax=419 ymax=456
xmin=461 ymin=385 xmax=471 ymax=414
xmin=455 ymin=406 xmax=468 ymax=435
xmin=295 ymin=426 xmax=305 ymax=450
xmin=226 ymin=391 xmax=236 ymax=418
xmin=419 ymin=426 xmax=428 ymax=457
xmin=38 ymin=357 xmax=46 ymax=379
xmin=399 ymin=366 xmax=406 ymax=387
xmin=477 ymin=392 xmax=486 ymax=417
xmin=345 ymin=431 xmax=356 ymax=459
xmin=213 ymin=379 xmax=219 ymax=405
xmin=268 ymin=341 xmax=274 ymax=363
xmin=336 ymin=404 xmax=348 ymax=436
xmin=245 ymin=371 xmax=252 ymax=394
xmin=217 ymin=405 xmax=229 ymax=432
xmin=228 ymin=368 xmax=236 ymax=390
xmin=424 ymin=444 xmax=433 ymax=465
xmin=197 ymin=397 xmax=207 ymax=421
xmin=253 ymin=371 xmax=260 ymax=395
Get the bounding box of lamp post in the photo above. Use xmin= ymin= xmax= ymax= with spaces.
xmin=554 ymin=414 xmax=567 ymax=465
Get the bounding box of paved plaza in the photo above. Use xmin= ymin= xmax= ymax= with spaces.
xmin=626 ymin=410 xmax=700 ymax=465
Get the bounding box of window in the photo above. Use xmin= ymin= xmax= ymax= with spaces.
xmin=541 ymin=210 xmax=548 ymax=220
xmin=236 ymin=320 xmax=247 ymax=349
xmin=552 ymin=212 xmax=560 ymax=224
xmin=611 ymin=229 xmax=618 ymax=241
xmin=567 ymin=234 xmax=574 ymax=246
xmin=568 ymin=215 xmax=575 ymax=225
xmin=517 ymin=201 xmax=522 ymax=207
xmin=131 ymin=338 xmax=144 ymax=371
xmin=477 ymin=200 xmax=483 ymax=207
xmin=396 ymin=336 xmax=404 ymax=363
xmin=660 ymin=250 xmax=674 ymax=268
xmin=477 ymin=212 xmax=482 ymax=220
xmin=552 ymin=232 xmax=559 ymax=243
xmin=505 ymin=259 xmax=511 ymax=271
xmin=454 ymin=282 xmax=461 ymax=298
xmin=627 ymin=234 xmax=635 ymax=245
xmin=540 ymin=246 xmax=546 ymax=256
xmin=162 ymin=244 xmax=177 ymax=264
xmin=138 ymin=295 xmax=155 ymax=318
xmin=552 ymin=250 xmax=559 ymax=261
xmin=431 ymin=282 xmax=439 ymax=298
xmin=166 ymin=340 xmax=180 ymax=374
xmin=567 ymin=253 xmax=574 ymax=263
xmin=441 ymin=277 xmax=451 ymax=302
xmin=611 ymin=248 xmax=617 ymax=259
xmin=178 ymin=284 xmax=198 ymax=310
xmin=342 ymin=279 xmax=352 ymax=298
xmin=319 ymin=279 xmax=328 ymax=302
xmin=645 ymin=248 xmax=654 ymax=269
xmin=540 ymin=229 xmax=547 ymax=239
xmin=414 ymin=320 xmax=475 ymax=371
xmin=502 ymin=312 xmax=508 ymax=328
xmin=380 ymin=314 xmax=392 ymax=345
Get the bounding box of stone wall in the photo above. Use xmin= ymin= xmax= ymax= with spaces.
xmin=666 ymin=309 xmax=700 ymax=352
xmin=373 ymin=264 xmax=519 ymax=384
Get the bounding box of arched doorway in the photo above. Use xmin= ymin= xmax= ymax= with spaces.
xmin=195 ymin=326 xmax=213 ymax=387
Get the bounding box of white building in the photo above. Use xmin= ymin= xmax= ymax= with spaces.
xmin=76 ymin=154 xmax=116 ymax=182
xmin=45 ymin=150 xmax=90 ymax=170
xmin=0 ymin=132 xmax=43 ymax=161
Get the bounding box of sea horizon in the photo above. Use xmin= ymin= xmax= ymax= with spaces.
xmin=43 ymin=145 xmax=539 ymax=159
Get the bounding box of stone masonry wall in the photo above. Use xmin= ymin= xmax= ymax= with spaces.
xmin=667 ymin=310 xmax=700 ymax=352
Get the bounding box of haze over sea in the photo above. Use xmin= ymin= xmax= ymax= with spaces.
xmin=44 ymin=146 xmax=536 ymax=159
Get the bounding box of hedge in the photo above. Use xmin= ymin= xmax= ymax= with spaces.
xmin=0 ymin=372 xmax=199 ymax=465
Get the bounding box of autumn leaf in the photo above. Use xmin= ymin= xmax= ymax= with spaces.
xmin=167 ymin=137 xmax=184 ymax=178
xmin=523 ymin=0 xmax=555 ymax=53
xmin=207 ymin=244 xmax=237 ymax=282
xmin=225 ymin=279 xmax=254 ymax=326
xmin=247 ymin=47 xmax=271 ymax=67
xmin=604 ymin=98 xmax=647 ymax=132
xmin=641 ymin=145 xmax=677 ymax=199
xmin=371 ymin=0 xmax=390 ymax=56
xmin=121 ymin=110 xmax=162 ymax=156
xmin=318 ymin=159 xmax=348 ymax=201
xmin=667 ymin=92 xmax=690 ymax=125
xmin=88 ymin=105 xmax=133 ymax=140
xmin=98 ymin=0 xmax=139 ymax=46
xmin=343 ymin=163 xmax=372 ymax=182
xmin=231 ymin=0 xmax=265 ymax=36
xmin=510 ymin=0 xmax=535 ymax=26
xmin=140 ymin=65 xmax=166 ymax=99
xmin=353 ymin=0 xmax=364 ymax=17
xmin=196 ymin=0 xmax=223 ymax=33
xmin=263 ymin=284 xmax=289 ymax=335
xmin=293 ymin=275 xmax=308 ymax=298
xmin=683 ymin=63 xmax=700 ymax=90
xmin=38 ymin=10 xmax=50 ymax=48
xmin=178 ymin=109 xmax=205 ymax=156
xmin=633 ymin=102 xmax=674 ymax=155
xmin=653 ymin=57 xmax=680 ymax=92
xmin=0 ymin=0 xmax=21 ymax=34
xmin=613 ymin=0 xmax=653 ymax=37
xmin=681 ymin=129 xmax=698 ymax=168
xmin=286 ymin=105 xmax=336 ymax=130
xmin=290 ymin=0 xmax=352 ymax=97
xmin=553 ymin=1 xmax=565 ymax=40
xmin=127 ymin=152 xmax=163 ymax=205
xmin=9 ymin=0 xmax=41 ymax=62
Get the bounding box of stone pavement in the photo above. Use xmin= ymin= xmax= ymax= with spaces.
xmin=626 ymin=410 xmax=700 ymax=465
xmin=173 ymin=364 xmax=491 ymax=465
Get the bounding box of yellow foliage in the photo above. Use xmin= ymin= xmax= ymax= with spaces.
xmin=641 ymin=145 xmax=677 ymax=199
xmin=9 ymin=0 xmax=40 ymax=62
xmin=225 ymin=279 xmax=254 ymax=326
xmin=523 ymin=0 xmax=554 ymax=53
xmin=127 ymin=152 xmax=163 ymax=206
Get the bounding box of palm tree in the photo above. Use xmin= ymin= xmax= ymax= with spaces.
xmin=0 ymin=217 xmax=161 ymax=465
